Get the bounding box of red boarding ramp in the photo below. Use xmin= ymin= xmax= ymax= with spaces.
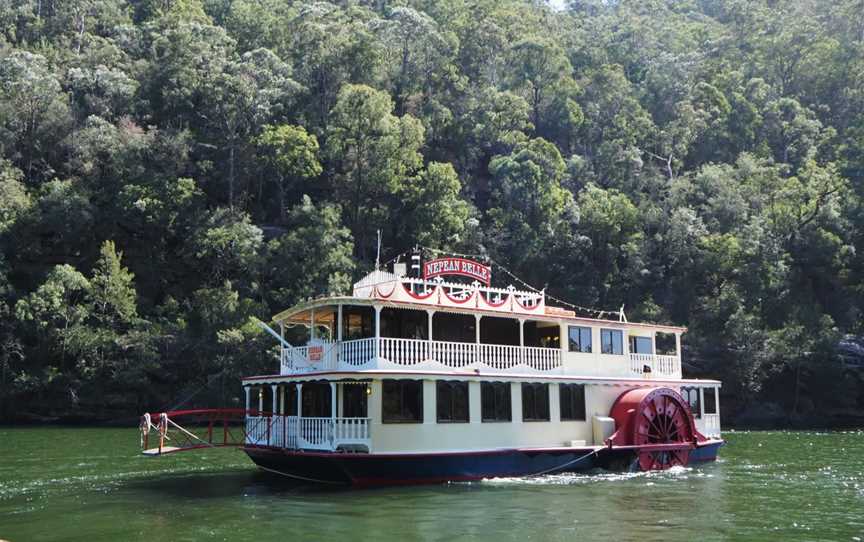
xmin=139 ymin=409 xmax=272 ymax=456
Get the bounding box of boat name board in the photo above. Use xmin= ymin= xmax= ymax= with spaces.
xmin=308 ymin=345 xmax=323 ymax=361
xmin=423 ymin=257 xmax=491 ymax=285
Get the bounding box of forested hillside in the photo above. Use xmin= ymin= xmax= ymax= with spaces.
xmin=1 ymin=0 xmax=863 ymax=424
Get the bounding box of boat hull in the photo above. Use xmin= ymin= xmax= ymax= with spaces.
xmin=243 ymin=440 xmax=723 ymax=486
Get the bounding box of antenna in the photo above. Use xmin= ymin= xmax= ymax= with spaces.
xmin=375 ymin=229 xmax=382 ymax=270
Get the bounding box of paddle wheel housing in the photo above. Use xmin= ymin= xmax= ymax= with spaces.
xmin=607 ymin=387 xmax=706 ymax=471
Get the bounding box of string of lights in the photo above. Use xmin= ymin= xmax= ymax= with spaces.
xmin=414 ymin=244 xmax=622 ymax=321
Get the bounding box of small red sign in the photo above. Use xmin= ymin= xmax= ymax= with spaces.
xmin=308 ymin=346 xmax=323 ymax=361
xmin=423 ymin=257 xmax=491 ymax=285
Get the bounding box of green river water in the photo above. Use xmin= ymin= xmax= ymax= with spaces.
xmin=1 ymin=428 xmax=863 ymax=542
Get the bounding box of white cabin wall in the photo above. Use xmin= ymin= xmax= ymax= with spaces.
xmin=368 ymin=379 xmax=611 ymax=453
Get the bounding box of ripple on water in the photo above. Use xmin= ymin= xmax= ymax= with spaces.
xmin=1 ymin=428 xmax=863 ymax=542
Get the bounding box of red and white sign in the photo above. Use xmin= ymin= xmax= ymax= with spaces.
xmin=308 ymin=345 xmax=323 ymax=361
xmin=423 ymin=257 xmax=491 ymax=285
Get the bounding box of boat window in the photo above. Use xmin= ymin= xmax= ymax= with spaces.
xmin=568 ymin=326 xmax=593 ymax=353
xmin=436 ymin=381 xmax=469 ymax=423
xmin=628 ymin=335 xmax=653 ymax=354
xmin=600 ymin=329 xmax=623 ymax=355
xmin=382 ymin=380 xmax=424 ymax=423
xmin=704 ymin=388 xmax=717 ymax=415
xmin=342 ymin=383 xmax=369 ymax=418
xmin=559 ymin=384 xmax=586 ymax=421
xmin=521 ymin=383 xmax=550 ymax=422
xmin=481 ymin=382 xmax=512 ymax=422
xmin=681 ymin=387 xmax=701 ymax=419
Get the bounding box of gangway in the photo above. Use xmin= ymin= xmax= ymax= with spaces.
xmin=139 ymin=409 xmax=269 ymax=456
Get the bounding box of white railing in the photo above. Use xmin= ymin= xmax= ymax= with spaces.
xmin=334 ymin=417 xmax=371 ymax=443
xmin=297 ymin=416 xmax=333 ymax=450
xmin=339 ymin=337 xmax=376 ymax=366
xmin=629 ymin=353 xmax=682 ymax=378
xmin=245 ymin=416 xmax=269 ymax=446
xmin=478 ymin=343 xmax=523 ymax=370
xmin=285 ymin=337 xmax=562 ymax=374
xmin=247 ymin=415 xmax=371 ymax=451
xmin=379 ymin=337 xmax=430 ymax=365
xmin=432 ymin=340 xmax=477 ymax=368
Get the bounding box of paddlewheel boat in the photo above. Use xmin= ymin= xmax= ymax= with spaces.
xmin=140 ymin=254 xmax=724 ymax=485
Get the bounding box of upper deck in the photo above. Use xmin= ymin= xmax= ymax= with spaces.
xmin=269 ymin=264 xmax=686 ymax=381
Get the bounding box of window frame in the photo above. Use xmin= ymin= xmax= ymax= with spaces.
xmin=481 ymin=382 xmax=512 ymax=423
xmin=436 ymin=380 xmax=469 ymax=423
xmin=629 ymin=335 xmax=653 ymax=354
xmin=521 ymin=382 xmax=550 ymax=422
xmin=567 ymin=326 xmax=593 ymax=353
xmin=559 ymin=383 xmax=586 ymax=421
xmin=600 ymin=328 xmax=624 ymax=355
xmin=681 ymin=386 xmax=701 ymax=419
xmin=381 ymin=379 xmax=424 ymax=424
xmin=704 ymin=388 xmax=718 ymax=415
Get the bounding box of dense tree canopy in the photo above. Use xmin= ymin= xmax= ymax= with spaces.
xmin=1 ymin=0 xmax=863 ymax=424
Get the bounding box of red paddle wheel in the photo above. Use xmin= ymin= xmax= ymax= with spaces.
xmin=607 ymin=387 xmax=704 ymax=471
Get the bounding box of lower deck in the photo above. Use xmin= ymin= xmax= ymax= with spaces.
xmin=241 ymin=374 xmax=722 ymax=454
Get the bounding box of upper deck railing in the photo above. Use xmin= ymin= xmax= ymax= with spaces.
xmin=279 ymin=337 xmax=681 ymax=379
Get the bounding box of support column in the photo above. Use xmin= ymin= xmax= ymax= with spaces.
xmin=278 ymin=385 xmax=285 ymax=415
xmin=310 ymin=307 xmax=316 ymax=341
xmin=519 ymin=319 xmax=525 ymax=364
xmin=271 ymin=384 xmax=278 ymax=414
xmin=699 ymin=387 xmax=706 ymax=419
xmin=296 ymin=383 xmax=303 ymax=417
xmin=244 ymin=386 xmax=251 ymax=412
xmin=337 ymin=304 xmax=343 ymax=342
xmin=714 ymin=387 xmax=720 ymax=416
xmin=374 ymin=306 xmax=382 ymax=360
xmin=475 ymin=314 xmax=482 ymax=364
xmin=426 ymin=310 xmax=435 ymax=361
xmin=675 ymin=332 xmax=681 ymax=356
xmin=330 ymin=382 xmax=337 ymax=420
xmin=258 ymin=386 xmax=264 ymax=412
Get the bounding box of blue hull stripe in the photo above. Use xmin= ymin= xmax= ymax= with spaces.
xmin=244 ymin=441 xmax=723 ymax=486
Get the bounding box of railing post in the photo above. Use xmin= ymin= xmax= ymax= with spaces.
xmin=699 ymin=387 xmax=706 ymax=420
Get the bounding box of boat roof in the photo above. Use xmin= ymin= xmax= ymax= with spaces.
xmin=241 ymin=369 xmax=717 ymax=386
xmin=272 ymin=294 xmax=687 ymax=334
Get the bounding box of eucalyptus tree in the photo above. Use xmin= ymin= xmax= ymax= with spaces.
xmin=256 ymin=124 xmax=322 ymax=221
xmin=286 ymin=3 xmax=382 ymax=131
xmin=326 ymin=84 xmax=424 ymax=258
xmin=373 ymin=6 xmax=456 ymax=116
xmin=0 ymin=51 xmax=71 ymax=183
